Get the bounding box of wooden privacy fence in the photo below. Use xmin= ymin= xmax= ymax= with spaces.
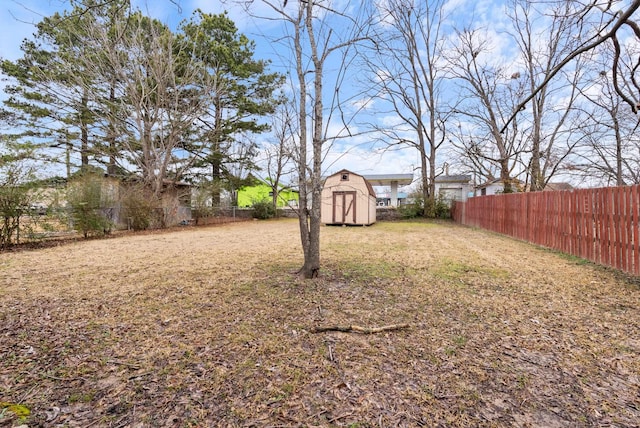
xmin=451 ymin=185 xmax=640 ymax=276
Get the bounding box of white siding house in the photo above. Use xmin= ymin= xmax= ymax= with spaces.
xmin=434 ymin=175 xmax=474 ymax=203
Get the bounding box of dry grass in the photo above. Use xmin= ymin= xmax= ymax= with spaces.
xmin=1 ymin=219 xmax=639 ymax=427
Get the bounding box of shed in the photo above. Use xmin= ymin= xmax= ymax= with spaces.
xmin=321 ymin=170 xmax=376 ymax=226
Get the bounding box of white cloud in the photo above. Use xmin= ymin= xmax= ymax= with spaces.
xmin=352 ymin=96 xmax=375 ymax=111
xmin=323 ymin=143 xmax=418 ymax=178
xmin=189 ymin=0 xmax=284 ymax=33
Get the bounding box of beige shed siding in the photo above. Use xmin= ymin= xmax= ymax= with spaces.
xmin=321 ymin=170 xmax=377 ymax=226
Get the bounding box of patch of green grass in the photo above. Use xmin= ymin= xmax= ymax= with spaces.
xmin=431 ymin=258 xmax=509 ymax=282
xmin=453 ymin=335 xmax=468 ymax=346
xmin=68 ymin=392 xmax=95 ymax=404
xmin=0 ymin=402 xmax=31 ymax=419
xmin=338 ymin=259 xmax=400 ymax=282
xmin=554 ymin=251 xmax=592 ymax=266
xmin=516 ymin=373 xmax=529 ymax=389
xmin=445 ymin=347 xmax=457 ymax=356
xmin=443 ymin=335 xmax=468 ymax=357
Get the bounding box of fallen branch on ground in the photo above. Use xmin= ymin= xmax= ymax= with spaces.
xmin=310 ymin=323 xmax=410 ymax=334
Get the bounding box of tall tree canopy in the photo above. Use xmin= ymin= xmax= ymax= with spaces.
xmin=178 ymin=10 xmax=284 ymax=202
xmin=1 ymin=1 xmax=282 ymax=197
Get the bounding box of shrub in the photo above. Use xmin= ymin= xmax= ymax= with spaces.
xmin=67 ymin=173 xmax=113 ymax=238
xmin=190 ymin=182 xmax=222 ymax=225
xmin=398 ymin=193 xmax=451 ymax=219
xmin=398 ymin=202 xmax=424 ymax=219
xmin=121 ymin=185 xmax=156 ymax=231
xmin=0 ymin=182 xmax=32 ymax=248
xmin=424 ymin=194 xmax=451 ymax=219
xmin=0 ymin=142 xmax=39 ymax=248
xmin=251 ymin=199 xmax=276 ymax=219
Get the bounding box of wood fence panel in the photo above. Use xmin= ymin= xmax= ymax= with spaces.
xmin=565 ymin=190 xmax=574 ymax=254
xmin=600 ymin=188 xmax=608 ymax=265
xmin=629 ymin=185 xmax=636 ymax=274
xmin=545 ymin=192 xmax=552 ymax=249
xmin=586 ymin=189 xmax=595 ymax=262
xmin=597 ymin=187 xmax=607 ymax=267
xmin=602 ymin=188 xmax=612 ymax=268
xmin=575 ymin=190 xmax=584 ymax=259
xmin=454 ymin=185 xmax=640 ymax=277
xmin=621 ymin=187 xmax=630 ymax=272
xmin=614 ymin=187 xmax=621 ymax=271
xmin=610 ymin=187 xmax=618 ymax=269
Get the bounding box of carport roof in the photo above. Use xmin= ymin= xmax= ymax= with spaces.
xmin=363 ymin=174 xmax=414 ymax=186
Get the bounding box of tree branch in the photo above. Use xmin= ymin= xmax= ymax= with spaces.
xmin=500 ymin=0 xmax=640 ymax=133
xmin=311 ymin=323 xmax=410 ymax=334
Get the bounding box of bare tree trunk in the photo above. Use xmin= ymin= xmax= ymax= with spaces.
xmin=614 ymin=115 xmax=624 ymax=186
xmin=499 ymin=158 xmax=513 ymax=193
xmin=420 ymin=147 xmax=430 ymax=208
xmin=300 ymin=0 xmax=322 ymax=278
xmin=363 ymin=0 xmax=448 ymax=216
xmin=80 ymin=91 xmax=89 ymax=168
xmin=291 ymin=2 xmax=317 ymax=278
xmin=107 ymin=84 xmax=117 ymax=175
xmin=248 ymin=0 xmax=371 ymax=278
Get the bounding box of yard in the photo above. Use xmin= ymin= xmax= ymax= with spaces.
xmin=1 ymin=219 xmax=639 ymax=427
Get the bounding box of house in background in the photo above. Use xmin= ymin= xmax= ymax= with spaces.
xmin=475 ymin=178 xmax=524 ymax=196
xmin=434 ymin=175 xmax=474 ymax=204
xmin=237 ymin=177 xmax=299 ymax=208
xmin=376 ymin=191 xmax=409 ymax=207
xmin=106 ymin=176 xmax=192 ymax=228
xmin=363 ymin=173 xmax=414 ymax=207
xmin=30 ymin=173 xmax=193 ymax=228
xmin=321 ymin=169 xmax=377 ymax=226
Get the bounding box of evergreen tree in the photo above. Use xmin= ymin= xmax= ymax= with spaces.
xmin=177 ymin=10 xmax=284 ymax=203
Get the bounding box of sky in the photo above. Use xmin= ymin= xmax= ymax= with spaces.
xmin=0 ymin=0 xmax=439 ymax=189
xmin=5 ymin=0 xmax=592 ymax=192
xmin=3 ymin=1 xmax=639 ymax=192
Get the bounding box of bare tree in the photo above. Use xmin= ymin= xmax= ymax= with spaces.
xmin=502 ymin=0 xmax=640 ymax=131
xmin=88 ymin=12 xmax=219 ymax=197
xmin=243 ymin=0 xmax=372 ymax=278
xmin=363 ymin=0 xmax=449 ymax=210
xmin=263 ymin=100 xmax=296 ymax=211
xmin=572 ymin=45 xmax=640 ymax=186
xmin=508 ymin=0 xmax=588 ymax=191
xmin=448 ymin=28 xmax=528 ymax=192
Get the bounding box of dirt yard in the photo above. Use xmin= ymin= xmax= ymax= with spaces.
xmin=1 ymin=219 xmax=639 ymax=427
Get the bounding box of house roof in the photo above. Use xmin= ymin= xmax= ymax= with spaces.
xmin=362 ymin=173 xmax=414 ymax=186
xmin=544 ymin=182 xmax=574 ymax=191
xmin=435 ymin=174 xmax=472 ymax=184
xmin=329 ymin=169 xmax=377 ymax=198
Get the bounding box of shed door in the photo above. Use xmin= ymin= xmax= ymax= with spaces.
xmin=333 ymin=191 xmax=356 ymax=224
